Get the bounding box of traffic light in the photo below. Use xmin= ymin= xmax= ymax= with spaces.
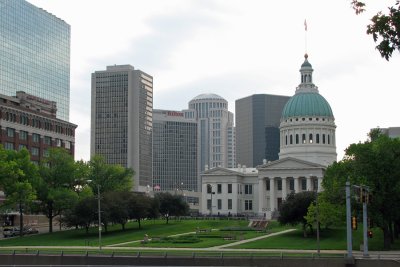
xmin=368 ymin=230 xmax=373 ymax=238
xmin=352 ymin=216 xmax=357 ymax=230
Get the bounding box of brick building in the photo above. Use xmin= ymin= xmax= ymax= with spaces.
xmin=0 ymin=91 xmax=77 ymax=162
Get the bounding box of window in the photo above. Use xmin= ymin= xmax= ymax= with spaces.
xmin=309 ymin=134 xmax=313 ymax=143
xmin=228 ymin=199 xmax=232 ymax=210
xmin=19 ymin=131 xmax=28 ymax=140
xmin=302 ymin=134 xmax=306 ymax=144
xmin=295 ymin=134 xmax=299 ymax=144
xmin=31 ymin=147 xmax=39 ymax=156
xmin=217 ymin=184 xmax=222 ymax=194
xmin=207 ymin=184 xmax=212 ymax=194
xmin=266 ymin=181 xmax=270 ymax=191
xmin=65 ymin=141 xmax=71 ymax=149
xmin=289 ymin=179 xmax=294 ymax=191
xmin=228 ymin=184 xmax=232 ymax=193
xmin=7 ymin=128 xmax=15 ymax=137
xmin=217 ymin=199 xmax=222 ymax=210
xmin=277 ymin=180 xmax=282 ymax=191
xmin=322 ymin=134 xmax=326 ymax=144
xmin=32 ymin=133 xmax=40 ymax=143
xmin=316 ymin=134 xmax=320 ymax=144
xmin=56 ymin=139 xmax=62 ymax=147
xmin=290 ymin=135 xmax=293 ymax=144
xmin=4 ymin=142 xmax=14 ymax=150
xmin=43 ymin=149 xmax=49 ymax=157
xmin=245 ymin=200 xmax=253 ymax=211
xmin=301 ymin=179 xmax=307 ymax=190
xmin=245 ymin=184 xmax=253 ymax=194
xmin=207 ymin=199 xmax=212 ymax=210
xmin=44 ymin=136 xmax=52 ymax=145
xmin=18 ymin=144 xmax=27 ymax=151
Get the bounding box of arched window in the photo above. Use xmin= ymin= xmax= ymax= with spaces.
xmin=295 ymin=134 xmax=299 ymax=144
xmin=323 ymin=134 xmax=326 ymax=144
xmin=309 ymin=134 xmax=313 ymax=143
xmin=290 ymin=135 xmax=293 ymax=144
xmin=285 ymin=135 xmax=288 ymax=145
xmin=316 ymin=134 xmax=320 ymax=144
xmin=302 ymin=134 xmax=306 ymax=144
xmin=328 ymin=135 xmax=330 ymax=144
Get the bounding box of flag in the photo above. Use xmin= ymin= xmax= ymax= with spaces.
xmin=304 ymin=19 xmax=307 ymax=31
xmin=154 ymin=185 xmax=161 ymax=190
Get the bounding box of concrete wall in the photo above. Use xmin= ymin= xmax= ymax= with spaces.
xmin=0 ymin=254 xmax=398 ymax=267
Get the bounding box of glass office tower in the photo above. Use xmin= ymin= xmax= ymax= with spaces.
xmin=0 ymin=0 xmax=70 ymax=121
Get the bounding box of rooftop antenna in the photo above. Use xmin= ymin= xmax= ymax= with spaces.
xmin=304 ymin=19 xmax=308 ymax=55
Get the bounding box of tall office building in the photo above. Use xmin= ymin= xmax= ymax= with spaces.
xmin=153 ymin=109 xmax=198 ymax=192
xmin=0 ymin=0 xmax=71 ymax=121
xmin=91 ymin=65 xmax=153 ymax=192
xmin=184 ymin=93 xmax=235 ymax=171
xmin=235 ymin=94 xmax=290 ymax=167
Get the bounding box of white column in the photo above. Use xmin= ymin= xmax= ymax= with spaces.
xmin=294 ymin=177 xmax=300 ymax=193
xmin=318 ymin=177 xmax=323 ymax=192
xmin=269 ymin=177 xmax=276 ymax=212
xmin=281 ymin=177 xmax=287 ymax=200
xmin=306 ymin=176 xmax=312 ymax=191
xmin=258 ymin=178 xmax=266 ymax=214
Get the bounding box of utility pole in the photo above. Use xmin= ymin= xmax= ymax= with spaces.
xmin=346 ymin=181 xmax=353 ymax=259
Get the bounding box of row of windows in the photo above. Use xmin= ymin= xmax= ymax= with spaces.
xmin=285 ymin=133 xmax=333 ymax=145
xmin=2 ymin=110 xmax=74 ymax=136
xmin=3 ymin=128 xmax=70 ymax=148
xmin=207 ymin=199 xmax=252 ymax=211
xmin=285 ymin=117 xmax=331 ymax=123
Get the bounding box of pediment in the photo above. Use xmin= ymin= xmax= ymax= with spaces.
xmin=257 ymin=157 xmax=325 ymax=170
xmin=203 ymin=167 xmax=240 ymax=176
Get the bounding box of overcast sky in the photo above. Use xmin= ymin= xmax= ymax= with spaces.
xmin=29 ymin=0 xmax=400 ymax=163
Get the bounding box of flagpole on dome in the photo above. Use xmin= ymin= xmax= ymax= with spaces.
xmin=304 ymin=19 xmax=308 ymax=55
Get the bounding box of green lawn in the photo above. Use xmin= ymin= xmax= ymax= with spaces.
xmin=1 ymin=219 xmax=399 ymax=252
xmin=232 ymin=224 xmax=400 ymax=251
xmin=0 ymin=219 xmax=249 ymax=247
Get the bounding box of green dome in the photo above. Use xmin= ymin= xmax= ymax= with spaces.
xmin=282 ymin=92 xmax=333 ymax=119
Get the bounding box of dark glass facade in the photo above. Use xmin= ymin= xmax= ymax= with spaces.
xmin=0 ymin=0 xmax=70 ymax=121
xmin=236 ymin=94 xmax=290 ymax=167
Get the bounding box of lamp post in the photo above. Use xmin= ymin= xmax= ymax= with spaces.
xmin=96 ymin=184 xmax=102 ymax=251
xmin=312 ymin=175 xmax=320 ymax=256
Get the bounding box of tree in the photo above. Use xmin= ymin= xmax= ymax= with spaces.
xmin=38 ymin=148 xmax=78 ymax=233
xmin=323 ymin=130 xmax=400 ymax=249
xmin=155 ymin=192 xmax=189 ymax=224
xmin=62 ymin=195 xmax=96 ymax=234
xmin=0 ymin=148 xmax=38 ymax=237
xmin=127 ymin=193 xmax=152 ymax=229
xmin=305 ymin=195 xmax=345 ymax=230
xmin=87 ymin=155 xmax=133 ymax=194
xmin=351 ymin=0 xmax=400 ymax=60
xmin=102 ymin=191 xmax=130 ymax=231
xmin=278 ymin=191 xmax=316 ymax=237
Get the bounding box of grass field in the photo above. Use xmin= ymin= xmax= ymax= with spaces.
xmin=0 ymin=219 xmax=399 ymax=251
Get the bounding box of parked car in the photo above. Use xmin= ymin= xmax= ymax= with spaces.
xmin=23 ymin=226 xmax=39 ymax=235
xmin=3 ymin=227 xmax=20 ymax=238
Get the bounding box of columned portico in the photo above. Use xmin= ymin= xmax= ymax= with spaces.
xmin=258 ymin=178 xmax=266 ymax=213
xmin=294 ymin=176 xmax=300 ymax=193
xmin=281 ymin=177 xmax=288 ymax=200
xmin=269 ymin=177 xmax=276 ymax=212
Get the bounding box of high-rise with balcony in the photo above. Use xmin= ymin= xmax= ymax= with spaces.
xmin=91 ymin=65 xmax=153 ymax=192
xmin=0 ymin=0 xmax=71 ymax=121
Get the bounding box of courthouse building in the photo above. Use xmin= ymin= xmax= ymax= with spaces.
xmin=201 ymin=54 xmax=337 ymax=219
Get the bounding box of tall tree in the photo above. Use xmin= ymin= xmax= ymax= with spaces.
xmin=351 ymin=0 xmax=400 ymax=60
xmin=0 ymin=148 xmax=38 ymax=237
xmin=278 ymin=191 xmax=316 ymax=237
xmin=87 ymin=155 xmax=133 ymax=194
xmin=323 ymin=130 xmax=400 ymax=249
xmin=127 ymin=193 xmax=152 ymax=229
xmin=38 ymin=148 xmax=78 ymax=233
xmin=155 ymin=192 xmax=189 ymax=224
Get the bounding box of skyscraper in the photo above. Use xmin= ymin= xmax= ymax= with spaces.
xmin=153 ymin=109 xmax=198 ymax=192
xmin=91 ymin=65 xmax=153 ymax=192
xmin=184 ymin=93 xmax=235 ymax=171
xmin=235 ymin=94 xmax=290 ymax=167
xmin=0 ymin=0 xmax=71 ymax=121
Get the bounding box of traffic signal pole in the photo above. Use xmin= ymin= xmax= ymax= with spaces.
xmin=345 ymin=181 xmax=353 ymax=259
xmin=363 ymin=199 xmax=369 ymax=257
